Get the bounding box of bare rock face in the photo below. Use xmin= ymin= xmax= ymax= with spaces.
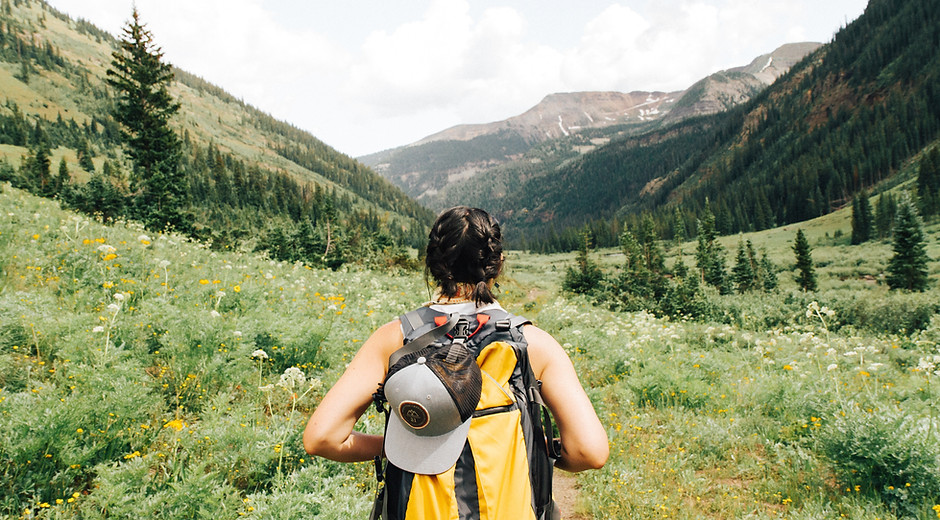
xmin=663 ymin=42 xmax=822 ymax=123
xmin=413 ymin=90 xmax=683 ymax=146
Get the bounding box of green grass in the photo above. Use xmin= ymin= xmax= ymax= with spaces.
xmin=2 ymin=183 xmax=940 ymax=519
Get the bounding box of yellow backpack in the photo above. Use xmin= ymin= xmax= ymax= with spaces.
xmin=371 ymin=307 xmax=560 ymax=520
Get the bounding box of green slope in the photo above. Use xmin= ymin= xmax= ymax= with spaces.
xmin=0 ymin=0 xmax=434 ymax=261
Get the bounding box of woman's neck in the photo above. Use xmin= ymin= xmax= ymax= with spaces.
xmin=429 ymin=284 xmax=477 ymax=305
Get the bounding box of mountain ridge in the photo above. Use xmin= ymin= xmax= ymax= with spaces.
xmin=361 ymin=42 xmax=822 ymax=209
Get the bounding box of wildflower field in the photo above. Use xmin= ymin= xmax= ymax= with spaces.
xmin=2 ymin=183 xmax=940 ymax=519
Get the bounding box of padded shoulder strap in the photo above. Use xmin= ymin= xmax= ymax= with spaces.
xmin=389 ymin=311 xmax=459 ymax=367
xmin=400 ymin=307 xmax=441 ymax=339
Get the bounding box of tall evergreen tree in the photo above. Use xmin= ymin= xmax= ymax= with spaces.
xmin=562 ymin=229 xmax=603 ymax=295
xmin=54 ymin=157 xmax=69 ymax=195
xmin=672 ymin=206 xmax=685 ymax=249
xmin=917 ymin=147 xmax=940 ymax=218
xmin=886 ymin=195 xmax=930 ymax=291
xmin=874 ymin=192 xmax=897 ymax=239
xmin=638 ymin=214 xmax=665 ymax=273
xmin=107 ymin=8 xmax=188 ymax=232
xmin=76 ymin=139 xmax=95 ymax=172
xmin=792 ymin=229 xmax=817 ymax=292
xmin=758 ymin=250 xmax=778 ymax=291
xmin=19 ymin=137 xmax=51 ymax=196
xmin=851 ymin=190 xmax=873 ymax=244
xmin=695 ymin=200 xmax=729 ymax=293
xmin=732 ymin=239 xmax=761 ymax=293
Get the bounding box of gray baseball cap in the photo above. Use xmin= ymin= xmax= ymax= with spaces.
xmin=383 ymin=347 xmax=481 ymax=475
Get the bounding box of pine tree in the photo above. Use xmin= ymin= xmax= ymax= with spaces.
xmin=886 ymin=195 xmax=929 ymax=291
xmin=54 ymin=157 xmax=69 ymax=195
xmin=563 ymin=229 xmax=603 ymax=294
xmin=695 ymin=200 xmax=729 ymax=293
xmin=19 ymin=137 xmax=51 ymax=196
xmin=107 ymin=8 xmax=188 ymax=232
xmin=638 ymin=214 xmax=665 ymax=273
xmin=76 ymin=139 xmax=95 ymax=172
xmin=732 ymin=239 xmax=758 ymax=293
xmin=851 ymin=190 xmax=873 ymax=244
xmin=672 ymin=206 xmax=685 ymax=249
xmin=792 ymin=229 xmax=817 ymax=292
xmin=874 ymin=192 xmax=897 ymax=239
xmin=758 ymin=250 xmax=778 ymax=291
xmin=917 ymin=147 xmax=940 ymax=218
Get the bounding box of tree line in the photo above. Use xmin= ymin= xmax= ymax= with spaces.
xmin=565 ymin=191 xmax=931 ymax=321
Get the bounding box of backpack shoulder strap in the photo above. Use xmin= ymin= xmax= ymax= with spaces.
xmin=389 ymin=310 xmax=459 ymax=367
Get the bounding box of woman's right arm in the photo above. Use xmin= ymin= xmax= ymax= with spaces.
xmin=303 ymin=320 xmax=402 ymax=462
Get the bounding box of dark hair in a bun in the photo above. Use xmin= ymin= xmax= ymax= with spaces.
xmin=425 ymin=206 xmax=503 ymax=305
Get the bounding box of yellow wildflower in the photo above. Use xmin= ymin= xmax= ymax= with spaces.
xmin=163 ymin=419 xmax=185 ymax=431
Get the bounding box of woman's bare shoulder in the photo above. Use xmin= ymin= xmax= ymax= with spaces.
xmin=520 ymin=323 xmax=567 ymax=378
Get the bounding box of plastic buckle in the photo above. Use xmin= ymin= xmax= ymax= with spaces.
xmin=452 ymin=317 xmax=471 ymax=339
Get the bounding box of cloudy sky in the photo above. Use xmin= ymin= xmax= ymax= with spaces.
xmin=45 ymin=0 xmax=868 ymax=157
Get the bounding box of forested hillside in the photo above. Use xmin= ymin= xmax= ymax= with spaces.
xmin=0 ymin=0 xmax=434 ymax=267
xmin=499 ymin=0 xmax=940 ymax=251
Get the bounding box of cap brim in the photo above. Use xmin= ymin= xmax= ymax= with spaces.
xmin=385 ymin=413 xmax=471 ymax=475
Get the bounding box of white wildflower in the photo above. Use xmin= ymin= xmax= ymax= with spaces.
xmin=113 ymin=293 xmax=125 ymax=301
xmin=137 ymin=234 xmax=151 ymax=243
xmin=97 ymin=244 xmax=116 ymax=254
xmin=251 ymin=349 xmax=269 ymax=360
xmin=158 ymin=259 xmax=171 ymax=268
xmin=234 ymin=330 xmax=243 ymax=338
xmin=806 ymin=301 xmax=819 ymax=317
xmin=258 ymin=384 xmax=275 ymax=392
xmin=827 ymin=363 xmax=838 ymax=372
xmin=93 ymin=326 xmax=105 ymax=333
xmin=209 ymin=310 xmax=221 ymax=318
xmin=107 ymin=303 xmax=120 ymax=313
xmin=278 ymin=367 xmax=306 ymax=390
xmin=917 ymin=358 xmax=936 ymax=373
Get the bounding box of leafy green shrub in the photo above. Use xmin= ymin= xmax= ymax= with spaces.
xmin=819 ymin=407 xmax=940 ymax=518
xmin=829 ymin=292 xmax=938 ymax=334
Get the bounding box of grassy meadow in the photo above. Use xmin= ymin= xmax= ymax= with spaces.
xmin=2 ymin=182 xmax=940 ymax=519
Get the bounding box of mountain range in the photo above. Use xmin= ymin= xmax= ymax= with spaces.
xmin=360 ymin=42 xmax=820 ymax=207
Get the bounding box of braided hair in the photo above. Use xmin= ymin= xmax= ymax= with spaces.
xmin=426 ymin=206 xmax=503 ymax=305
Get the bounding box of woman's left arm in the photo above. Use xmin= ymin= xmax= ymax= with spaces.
xmin=524 ymin=325 xmax=609 ymax=473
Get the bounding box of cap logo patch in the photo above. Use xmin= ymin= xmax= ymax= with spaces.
xmin=399 ymin=401 xmax=430 ymax=429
